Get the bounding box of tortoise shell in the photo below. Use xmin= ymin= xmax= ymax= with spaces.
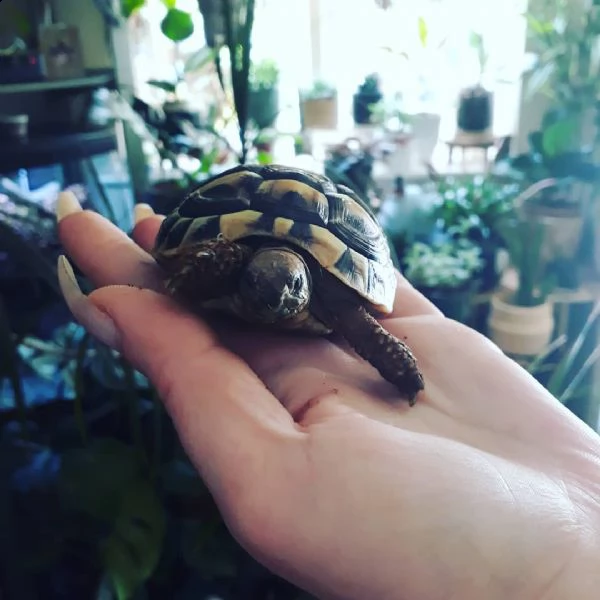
xmin=153 ymin=164 xmax=396 ymax=313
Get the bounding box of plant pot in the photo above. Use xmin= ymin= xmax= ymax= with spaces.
xmin=488 ymin=292 xmax=554 ymax=356
xmin=409 ymin=112 xmax=441 ymax=165
xmin=300 ymin=96 xmax=338 ymax=129
xmin=352 ymin=91 xmax=382 ymax=125
xmin=457 ymin=85 xmax=493 ymax=135
xmin=248 ymin=87 xmax=279 ymax=130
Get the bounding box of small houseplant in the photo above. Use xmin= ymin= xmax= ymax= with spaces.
xmin=248 ymin=58 xmax=280 ymax=130
xmin=487 ymin=180 xmax=558 ymax=357
xmin=456 ymin=31 xmax=494 ymax=135
xmin=352 ymin=73 xmax=384 ymax=125
xmin=430 ymin=172 xmax=519 ymax=291
xmin=299 ymin=79 xmax=338 ymax=129
xmin=497 ymin=114 xmax=600 ymax=288
xmin=402 ymin=239 xmax=483 ymax=322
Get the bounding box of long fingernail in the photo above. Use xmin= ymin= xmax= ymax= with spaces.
xmin=57 ymin=255 xmax=120 ymax=349
xmin=134 ymin=203 xmax=154 ymax=225
xmin=56 ymin=191 xmax=82 ymax=222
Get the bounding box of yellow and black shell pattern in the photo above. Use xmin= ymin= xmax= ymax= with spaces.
xmin=153 ymin=164 xmax=397 ymax=314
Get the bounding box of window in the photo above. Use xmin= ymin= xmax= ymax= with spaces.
xmin=124 ymin=0 xmax=528 ymax=138
xmin=316 ymin=0 xmax=529 ymax=136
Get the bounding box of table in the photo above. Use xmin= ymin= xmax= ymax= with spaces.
xmin=445 ymin=132 xmax=497 ymax=168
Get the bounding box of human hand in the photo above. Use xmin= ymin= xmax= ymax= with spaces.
xmin=56 ymin=193 xmax=600 ymax=600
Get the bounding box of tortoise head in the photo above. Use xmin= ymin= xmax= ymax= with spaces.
xmin=239 ymin=247 xmax=311 ymax=323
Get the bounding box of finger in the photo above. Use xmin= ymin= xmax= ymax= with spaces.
xmin=129 ymin=209 xmax=442 ymax=320
xmin=57 ymin=255 xmax=301 ymax=500
xmin=56 ymin=192 xmax=163 ymax=291
xmin=132 ymin=204 xmax=164 ymax=251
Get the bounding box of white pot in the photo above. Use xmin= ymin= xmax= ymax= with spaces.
xmin=409 ymin=112 xmax=441 ymax=164
xmin=488 ymin=293 xmax=555 ymax=357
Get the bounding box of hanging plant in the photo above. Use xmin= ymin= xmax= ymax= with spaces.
xmin=121 ymin=0 xmax=195 ymax=43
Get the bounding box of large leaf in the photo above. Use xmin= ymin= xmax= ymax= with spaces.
xmin=160 ymin=8 xmax=194 ymax=42
xmin=417 ymin=16 xmax=428 ymax=48
xmin=541 ymin=117 xmax=580 ymax=157
xmin=58 ymin=439 xmax=165 ymax=600
xmin=101 ymin=478 xmax=165 ymax=600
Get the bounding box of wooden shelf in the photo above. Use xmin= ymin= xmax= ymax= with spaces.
xmin=0 ymin=70 xmax=115 ymax=95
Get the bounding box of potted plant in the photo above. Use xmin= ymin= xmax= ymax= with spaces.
xmin=352 ymin=73 xmax=384 ymax=125
xmin=488 ymin=181 xmax=558 ymax=357
xmin=430 ymin=172 xmax=520 ymax=292
xmin=456 ymin=31 xmax=494 ymax=136
xmin=402 ymin=238 xmax=483 ymax=322
xmin=299 ymin=79 xmax=338 ymax=129
xmin=497 ymin=114 xmax=600 ymax=288
xmin=248 ymin=58 xmax=280 ymax=130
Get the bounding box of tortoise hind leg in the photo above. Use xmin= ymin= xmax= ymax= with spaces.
xmin=315 ymin=301 xmax=425 ymax=405
xmin=154 ymin=237 xmax=252 ymax=304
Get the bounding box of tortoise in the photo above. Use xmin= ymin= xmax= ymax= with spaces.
xmin=151 ymin=163 xmax=424 ymax=405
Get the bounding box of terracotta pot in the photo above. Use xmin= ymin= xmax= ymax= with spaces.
xmin=488 ymin=292 xmax=554 ymax=357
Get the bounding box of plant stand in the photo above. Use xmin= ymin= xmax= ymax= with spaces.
xmin=445 ymin=132 xmax=497 ymax=168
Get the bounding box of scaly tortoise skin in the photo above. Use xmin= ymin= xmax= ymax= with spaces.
xmin=152 ymin=163 xmax=424 ymax=404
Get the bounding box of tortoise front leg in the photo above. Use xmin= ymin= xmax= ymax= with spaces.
xmin=314 ymin=300 xmax=425 ymax=405
xmin=154 ymin=237 xmax=252 ymax=303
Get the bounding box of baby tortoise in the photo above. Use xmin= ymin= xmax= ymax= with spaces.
xmin=152 ymin=164 xmax=424 ymax=404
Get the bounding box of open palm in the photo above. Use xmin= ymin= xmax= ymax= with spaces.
xmin=57 ymin=197 xmax=600 ymax=600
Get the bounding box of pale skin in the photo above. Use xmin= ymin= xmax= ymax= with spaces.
xmin=55 ymin=192 xmax=600 ymax=600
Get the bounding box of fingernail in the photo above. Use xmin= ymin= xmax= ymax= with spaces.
xmin=56 ymin=191 xmax=82 ymax=222
xmin=134 ymin=203 xmax=155 ymax=225
xmin=57 ymin=255 xmax=120 ymax=349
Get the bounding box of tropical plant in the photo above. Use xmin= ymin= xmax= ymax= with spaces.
xmin=495 ymin=180 xmax=560 ymax=307
xmin=121 ymin=0 xmax=195 ymax=42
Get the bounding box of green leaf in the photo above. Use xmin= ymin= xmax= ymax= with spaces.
xmin=146 ymin=79 xmax=177 ymax=93
xmin=58 ymin=439 xmax=165 ymax=600
xmin=417 ymin=16 xmax=428 ymax=48
xmin=541 ymin=117 xmax=580 ymax=157
xmin=121 ymin=0 xmax=146 ymax=18
xmin=102 ymin=479 xmax=165 ymax=600
xmin=58 ymin=438 xmax=144 ymax=521
xmin=160 ymin=8 xmax=194 ymax=42
xmin=161 ymin=0 xmax=176 ymax=8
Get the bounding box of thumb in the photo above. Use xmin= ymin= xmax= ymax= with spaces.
xmin=57 ymin=256 xmax=300 ymax=501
